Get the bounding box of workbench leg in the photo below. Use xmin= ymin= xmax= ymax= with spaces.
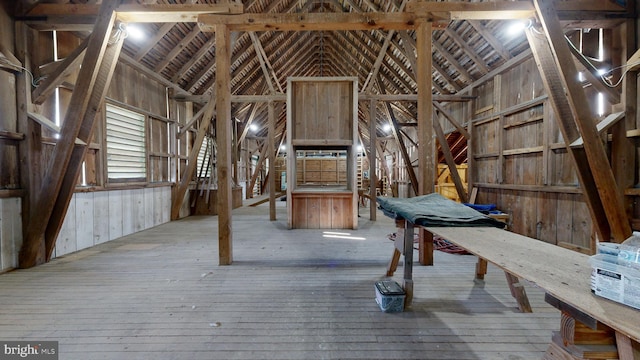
xmin=504 ymin=272 xmax=532 ymax=313
xmin=475 ymin=258 xmax=488 ymax=281
xmin=418 ymin=228 xmax=433 ymax=266
xmin=403 ymin=221 xmax=414 ymax=307
xmin=615 ymin=332 xmax=640 ymax=360
xmin=386 ymin=248 xmax=400 ymax=277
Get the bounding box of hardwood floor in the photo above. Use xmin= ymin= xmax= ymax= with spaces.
xmin=0 ymin=204 xmax=559 ymax=359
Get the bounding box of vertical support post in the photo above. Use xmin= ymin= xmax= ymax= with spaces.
xmin=612 ymin=20 xmax=636 ymax=220
xmin=19 ymin=0 xmax=122 ymax=268
xmin=494 ymin=74 xmax=504 ymax=184
xmin=16 ymin=21 xmax=42 ymax=262
xmin=416 ymin=20 xmax=434 ymax=195
xmin=369 ymin=99 xmax=377 ymax=221
xmin=467 ymin=88 xmax=476 ymax=193
xmin=416 ymin=20 xmax=434 ymax=266
xmin=167 ymin=88 xmax=178 ymax=184
xmin=215 ymin=24 xmax=233 ymax=265
xmin=403 ymin=220 xmax=414 ymax=307
xmin=268 ymin=100 xmax=276 ymax=221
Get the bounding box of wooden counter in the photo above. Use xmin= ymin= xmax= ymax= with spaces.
xmin=290 ymin=190 xmax=356 ymax=229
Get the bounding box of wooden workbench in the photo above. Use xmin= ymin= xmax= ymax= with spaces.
xmin=424 ymin=226 xmax=640 ymax=360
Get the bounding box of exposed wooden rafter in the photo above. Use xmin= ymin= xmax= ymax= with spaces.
xmin=20 ymin=0 xmax=124 ymax=268
xmin=528 ymin=0 xmax=631 ymax=242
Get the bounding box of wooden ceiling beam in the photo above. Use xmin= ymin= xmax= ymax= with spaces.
xmin=134 ymin=22 xmax=175 ymax=61
xmin=26 ymin=3 xmax=244 ymax=23
xmin=199 ymin=12 xmax=421 ymax=32
xmin=529 ymin=0 xmax=631 ymax=242
xmin=467 ymin=20 xmax=513 ymax=61
xmin=337 ymin=31 xmax=414 ymax=94
xmin=358 ymin=94 xmax=474 ymax=101
xmin=171 ymin=35 xmax=215 ymax=83
xmin=171 ymin=91 xmax=216 ymax=220
xmin=249 ymin=31 xmax=280 ymax=93
xmin=434 ymin=112 xmax=467 ymax=202
xmin=444 ymin=28 xmax=490 ymax=75
xmin=432 ymin=38 xmax=474 ymax=84
xmin=32 ymin=36 xmax=88 ymax=105
xmin=20 ymin=0 xmax=123 ymax=268
xmin=154 ymin=24 xmax=201 ymax=73
xmin=362 ymin=0 xmax=408 ymax=92
xmin=407 ymin=0 xmax=625 ymax=20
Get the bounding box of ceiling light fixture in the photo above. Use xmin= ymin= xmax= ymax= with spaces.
xmin=125 ymin=24 xmax=146 ymax=41
xmin=507 ymin=19 xmax=532 ymax=36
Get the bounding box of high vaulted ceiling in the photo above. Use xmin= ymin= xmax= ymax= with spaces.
xmin=14 ymin=0 xmax=632 ymax=164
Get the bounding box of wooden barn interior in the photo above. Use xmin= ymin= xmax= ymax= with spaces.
xmin=1 ymin=0 xmax=640 ymax=359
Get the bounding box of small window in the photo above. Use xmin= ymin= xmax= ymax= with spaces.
xmin=196 ymin=136 xmax=214 ymax=179
xmin=106 ymin=104 xmax=146 ymax=181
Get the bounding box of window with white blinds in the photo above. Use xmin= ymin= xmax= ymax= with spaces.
xmin=106 ymin=104 xmax=146 ymax=181
xmin=196 ymin=136 xmax=213 ymax=179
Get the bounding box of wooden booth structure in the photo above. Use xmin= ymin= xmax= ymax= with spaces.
xmin=286 ymin=77 xmax=359 ymax=229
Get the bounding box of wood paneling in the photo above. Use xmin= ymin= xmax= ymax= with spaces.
xmin=291 ymin=192 xmax=355 ymax=229
xmin=0 ymin=198 xmax=21 ymax=272
xmin=53 ymin=187 xmax=171 ymax=258
xmin=291 ymin=80 xmax=353 ymax=142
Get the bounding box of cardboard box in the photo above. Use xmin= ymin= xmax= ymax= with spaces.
xmin=590 ymin=254 xmax=640 ymax=310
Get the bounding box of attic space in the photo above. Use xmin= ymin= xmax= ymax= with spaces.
xmin=0 ymin=1 xmax=639 ymax=359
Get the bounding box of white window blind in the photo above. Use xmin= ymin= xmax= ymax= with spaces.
xmin=196 ymin=136 xmax=213 ymax=179
xmin=106 ymin=104 xmax=146 ymax=180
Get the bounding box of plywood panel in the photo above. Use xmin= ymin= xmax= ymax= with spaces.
xmin=108 ymin=189 xmax=124 ymax=240
xmin=0 ymin=198 xmax=21 ymax=271
xmin=143 ymin=187 xmax=154 ymax=229
xmin=93 ymin=191 xmax=110 ymax=244
xmin=121 ymin=189 xmax=135 ymax=236
xmin=56 ymin=196 xmax=77 ymax=257
xmin=160 ymin=187 xmax=171 ymax=223
xmin=153 ymin=187 xmax=163 ymax=226
xmin=75 ymin=192 xmax=94 ymax=250
xmin=131 ymin=189 xmax=145 ymax=232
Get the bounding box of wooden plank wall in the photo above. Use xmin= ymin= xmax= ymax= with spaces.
xmin=448 ymin=58 xmax=595 ymax=250
xmin=0 ymin=24 xmax=187 ymax=270
xmin=292 ymin=81 xmax=353 ymax=141
xmin=55 ymin=186 xmax=171 ymax=258
xmin=0 ymin=9 xmax=22 ymax=272
xmin=0 ymin=8 xmax=19 ymax=191
xmin=0 ymin=198 xmax=22 ymax=272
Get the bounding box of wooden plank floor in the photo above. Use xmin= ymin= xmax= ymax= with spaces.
xmin=0 ymin=204 xmax=559 ymax=359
